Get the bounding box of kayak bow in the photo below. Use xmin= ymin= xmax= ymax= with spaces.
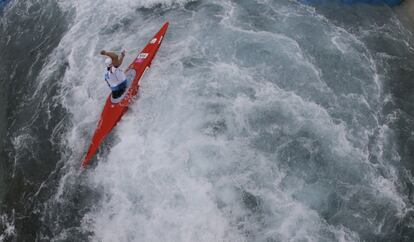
xmin=81 ymin=22 xmax=169 ymax=168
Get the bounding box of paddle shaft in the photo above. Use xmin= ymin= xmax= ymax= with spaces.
xmin=102 ymin=49 xmax=138 ymax=53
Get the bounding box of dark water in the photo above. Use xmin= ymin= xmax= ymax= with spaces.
xmin=1 ymin=0 xmax=414 ymax=241
xmin=0 ymin=0 xmax=70 ymax=239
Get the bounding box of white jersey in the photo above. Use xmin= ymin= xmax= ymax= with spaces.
xmin=104 ymin=66 xmax=127 ymax=89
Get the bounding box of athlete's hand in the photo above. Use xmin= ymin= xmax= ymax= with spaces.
xmin=121 ymin=50 xmax=125 ymax=57
xmin=100 ymin=50 xmax=106 ymax=55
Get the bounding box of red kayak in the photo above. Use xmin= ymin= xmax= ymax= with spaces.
xmin=81 ymin=22 xmax=169 ymax=168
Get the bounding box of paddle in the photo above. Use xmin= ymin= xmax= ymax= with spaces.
xmin=100 ymin=49 xmax=138 ymax=54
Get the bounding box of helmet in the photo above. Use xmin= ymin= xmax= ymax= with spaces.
xmin=105 ymin=57 xmax=112 ymax=67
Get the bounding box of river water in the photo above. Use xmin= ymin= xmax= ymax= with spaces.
xmin=1 ymin=0 xmax=414 ymax=241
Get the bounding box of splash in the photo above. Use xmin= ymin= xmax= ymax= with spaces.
xmin=28 ymin=0 xmax=414 ymax=240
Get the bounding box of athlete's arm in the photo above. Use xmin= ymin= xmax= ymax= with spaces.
xmin=100 ymin=50 xmax=118 ymax=59
xmin=100 ymin=50 xmax=125 ymax=67
xmin=118 ymin=50 xmax=125 ymax=66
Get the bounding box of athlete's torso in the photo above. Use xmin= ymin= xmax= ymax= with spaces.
xmin=104 ymin=66 xmax=127 ymax=90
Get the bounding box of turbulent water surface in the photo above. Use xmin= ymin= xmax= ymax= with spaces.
xmin=1 ymin=0 xmax=414 ymax=241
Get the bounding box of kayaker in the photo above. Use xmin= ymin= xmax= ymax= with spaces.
xmin=100 ymin=50 xmax=128 ymax=99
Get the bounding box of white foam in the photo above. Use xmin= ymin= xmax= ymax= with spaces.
xmin=0 ymin=212 xmax=15 ymax=241
xmin=38 ymin=0 xmax=411 ymax=240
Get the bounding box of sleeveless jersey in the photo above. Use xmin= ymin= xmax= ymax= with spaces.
xmin=104 ymin=67 xmax=127 ymax=91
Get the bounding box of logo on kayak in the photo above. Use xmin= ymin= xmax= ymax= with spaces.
xmin=150 ymin=38 xmax=157 ymax=44
xmin=158 ymin=36 xmax=163 ymax=44
xmin=135 ymin=53 xmax=148 ymax=63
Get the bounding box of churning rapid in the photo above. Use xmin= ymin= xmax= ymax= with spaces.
xmin=1 ymin=0 xmax=414 ymax=241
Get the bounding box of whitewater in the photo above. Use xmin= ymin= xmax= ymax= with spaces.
xmin=1 ymin=0 xmax=414 ymax=241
